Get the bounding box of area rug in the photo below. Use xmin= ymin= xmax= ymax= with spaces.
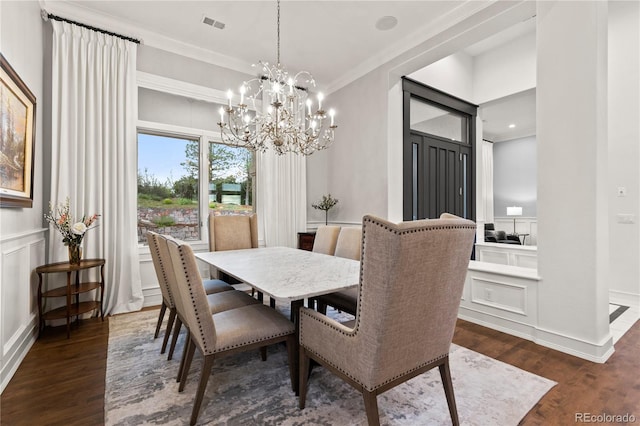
xmin=105 ymin=309 xmax=555 ymax=425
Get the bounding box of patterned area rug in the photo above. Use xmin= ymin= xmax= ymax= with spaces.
xmin=105 ymin=309 xmax=555 ymax=425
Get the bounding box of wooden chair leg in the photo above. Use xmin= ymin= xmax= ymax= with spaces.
xmin=317 ymin=301 xmax=327 ymax=315
xmin=177 ymin=333 xmax=191 ymax=382
xmin=154 ymin=303 xmax=167 ymax=338
xmin=161 ymin=309 xmax=176 ymax=354
xmin=167 ymin=317 xmax=182 ymax=361
xmin=260 ymin=347 xmax=267 ymax=361
xmin=179 ymin=335 xmax=196 ymax=392
xmin=298 ymin=346 xmax=310 ymax=408
xmin=439 ymin=357 xmax=460 ymax=426
xmin=362 ymin=390 xmax=380 ymax=426
xmin=190 ymin=354 xmax=215 ymax=426
xmin=269 ymin=298 xmax=276 ymax=308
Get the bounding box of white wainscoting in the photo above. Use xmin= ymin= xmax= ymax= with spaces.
xmin=460 ymin=262 xmax=541 ymax=340
xmin=475 ymin=242 xmax=538 ymax=269
xmin=492 ymin=216 xmax=537 ymax=246
xmin=0 ymin=229 xmax=46 ymax=393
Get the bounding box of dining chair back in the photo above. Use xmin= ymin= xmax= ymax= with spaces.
xmin=146 ymin=231 xmax=177 ymax=353
xmin=158 ymin=233 xmax=258 ymax=363
xmin=315 ymin=226 xmax=362 ymax=315
xmin=208 ymin=213 xmax=258 ymax=251
xmin=312 ymin=225 xmax=341 ymax=255
xmin=334 ymin=227 xmax=362 ymax=261
xmin=299 ymin=214 xmax=476 ymax=426
xmin=166 ymin=238 xmax=296 ymax=425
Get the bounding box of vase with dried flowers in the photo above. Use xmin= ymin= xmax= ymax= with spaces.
xmin=312 ymin=194 xmax=339 ymax=226
xmin=45 ymin=197 xmax=100 ymax=265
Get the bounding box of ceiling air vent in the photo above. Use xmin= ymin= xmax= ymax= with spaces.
xmin=202 ymin=15 xmax=225 ymax=30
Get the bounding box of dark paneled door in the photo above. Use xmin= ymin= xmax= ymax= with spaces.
xmin=409 ymin=132 xmax=470 ymax=220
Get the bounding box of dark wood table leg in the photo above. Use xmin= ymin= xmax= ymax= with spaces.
xmin=290 ymin=299 xmax=304 ymax=395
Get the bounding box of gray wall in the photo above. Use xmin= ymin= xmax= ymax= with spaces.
xmin=493 ymin=136 xmax=537 ymax=217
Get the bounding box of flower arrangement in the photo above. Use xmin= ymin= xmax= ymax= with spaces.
xmin=45 ymin=198 xmax=99 ymax=263
xmin=312 ymin=194 xmax=339 ymax=225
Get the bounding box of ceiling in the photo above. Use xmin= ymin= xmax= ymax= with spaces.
xmin=480 ymin=89 xmax=536 ymax=143
xmin=45 ymin=1 xmax=536 ymax=141
xmin=48 ymin=0 xmax=470 ymax=91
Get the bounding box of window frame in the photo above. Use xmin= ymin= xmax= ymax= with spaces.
xmin=137 ymin=120 xmax=255 ymax=249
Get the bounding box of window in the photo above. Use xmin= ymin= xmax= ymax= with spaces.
xmin=207 ymin=142 xmax=254 ymax=216
xmin=137 ymin=131 xmax=255 ymax=244
xmin=137 ymin=132 xmax=200 ymax=243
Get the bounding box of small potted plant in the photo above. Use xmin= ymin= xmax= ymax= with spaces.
xmin=312 ymin=194 xmax=338 ymax=226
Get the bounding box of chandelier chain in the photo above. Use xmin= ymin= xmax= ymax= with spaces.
xmin=276 ymin=0 xmax=280 ymax=64
xmin=217 ymin=0 xmax=337 ymax=156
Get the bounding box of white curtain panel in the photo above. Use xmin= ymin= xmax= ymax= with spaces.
xmin=482 ymin=139 xmax=495 ymax=223
xmin=50 ymin=20 xmax=143 ymax=315
xmin=256 ymin=150 xmax=307 ymax=248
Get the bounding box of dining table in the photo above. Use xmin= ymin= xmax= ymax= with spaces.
xmin=195 ymin=246 xmax=360 ymax=393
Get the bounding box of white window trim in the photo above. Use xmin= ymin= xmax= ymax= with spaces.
xmin=136 ymin=72 xmax=259 ymax=253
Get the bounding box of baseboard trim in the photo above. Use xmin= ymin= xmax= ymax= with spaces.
xmin=458 ymin=307 xmax=615 ymax=363
xmin=609 ymin=289 xmax=640 ymax=309
xmin=1 ymin=317 xmax=38 ymax=394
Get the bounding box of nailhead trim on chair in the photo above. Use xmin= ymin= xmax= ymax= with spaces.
xmin=178 ymin=245 xmax=212 ymax=354
xmin=149 ymin=233 xmax=175 ymax=308
xmin=350 ymin=216 xmax=476 ymax=337
xmin=302 ymin=215 xmax=473 ymax=392
xmin=301 ymin=307 xmax=448 ymax=392
xmin=212 ymin=329 xmax=294 ymax=354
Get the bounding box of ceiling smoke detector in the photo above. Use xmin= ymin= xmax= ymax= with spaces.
xmin=202 ymin=16 xmax=225 ymax=30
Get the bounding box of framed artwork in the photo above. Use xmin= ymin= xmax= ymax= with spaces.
xmin=1 ymin=53 xmax=36 ymax=208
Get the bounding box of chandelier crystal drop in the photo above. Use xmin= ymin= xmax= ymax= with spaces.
xmin=218 ymin=0 xmax=337 ymax=155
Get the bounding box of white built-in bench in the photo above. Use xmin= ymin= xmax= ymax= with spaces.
xmin=460 ymin=260 xmax=542 ymax=341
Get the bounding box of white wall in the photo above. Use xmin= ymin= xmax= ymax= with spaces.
xmin=536 ymin=0 xmax=611 ymax=359
xmin=310 ymin=68 xmax=390 ymax=226
xmin=608 ymin=0 xmax=640 ymax=307
xmin=493 ymin=136 xmax=537 ymax=217
xmin=408 ymin=52 xmax=474 ymax=102
xmin=473 ymin=31 xmax=536 ymax=104
xmin=0 ymin=0 xmax=46 ymax=392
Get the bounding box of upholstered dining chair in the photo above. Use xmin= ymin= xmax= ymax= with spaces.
xmin=299 ymin=214 xmax=476 ymax=426
xmin=166 ymin=238 xmax=297 ymax=426
xmin=315 ymin=226 xmax=362 ymax=315
xmin=208 ymin=213 xmax=263 ymax=297
xmin=312 ymin=225 xmax=341 ymax=255
xmin=146 ymin=231 xmax=234 ymax=355
xmin=155 ymin=233 xmax=260 ymax=363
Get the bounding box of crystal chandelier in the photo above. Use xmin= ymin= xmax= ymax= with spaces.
xmin=218 ymin=0 xmax=337 ymax=156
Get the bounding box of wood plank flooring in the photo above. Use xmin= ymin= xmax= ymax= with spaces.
xmin=1 ymin=312 xmax=638 ymax=425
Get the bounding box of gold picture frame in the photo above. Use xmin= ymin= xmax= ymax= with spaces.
xmin=0 ymin=53 xmax=36 ymax=208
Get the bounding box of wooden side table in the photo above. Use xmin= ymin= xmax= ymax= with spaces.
xmin=35 ymin=258 xmax=105 ymax=338
xmin=297 ymin=231 xmax=316 ymax=251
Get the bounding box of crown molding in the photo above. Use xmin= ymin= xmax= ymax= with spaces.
xmin=40 ymin=0 xmax=255 ymax=77
xmin=325 ymin=1 xmax=491 ymax=94
xmin=137 ymin=71 xmax=261 ymax=111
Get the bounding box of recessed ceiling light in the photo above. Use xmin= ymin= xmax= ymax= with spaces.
xmin=508 ymin=124 xmax=516 ymax=128
xmin=375 ymin=16 xmax=398 ymax=31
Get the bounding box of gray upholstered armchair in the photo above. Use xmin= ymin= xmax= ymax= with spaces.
xmin=299 ymin=214 xmax=476 ymax=426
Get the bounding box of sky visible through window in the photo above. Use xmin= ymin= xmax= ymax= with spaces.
xmin=138 ymin=133 xmax=192 ymax=184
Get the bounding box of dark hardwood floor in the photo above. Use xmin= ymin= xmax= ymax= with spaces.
xmin=1 ymin=311 xmax=638 ymax=425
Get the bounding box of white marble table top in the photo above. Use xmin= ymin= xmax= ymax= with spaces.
xmin=195 ymin=246 xmax=360 ymax=302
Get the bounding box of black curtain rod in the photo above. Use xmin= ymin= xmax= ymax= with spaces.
xmin=46 ymin=13 xmax=141 ymax=44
